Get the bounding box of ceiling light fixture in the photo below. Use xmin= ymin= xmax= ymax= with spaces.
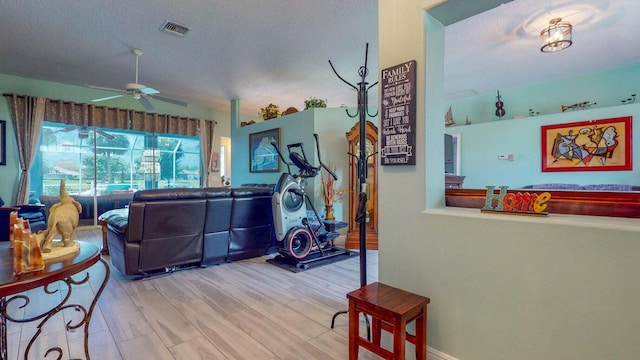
xmin=540 ymin=18 xmax=572 ymax=53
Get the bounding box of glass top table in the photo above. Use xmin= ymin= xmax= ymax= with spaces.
xmin=0 ymin=241 xmax=110 ymax=359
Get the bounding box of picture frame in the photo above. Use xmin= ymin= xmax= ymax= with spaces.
xmin=210 ymin=151 xmax=220 ymax=172
xmin=541 ymin=116 xmax=632 ymax=172
xmin=249 ymin=128 xmax=281 ymax=173
xmin=0 ymin=120 xmax=6 ymax=166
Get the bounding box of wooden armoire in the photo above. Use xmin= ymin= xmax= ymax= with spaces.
xmin=345 ymin=121 xmax=378 ymax=250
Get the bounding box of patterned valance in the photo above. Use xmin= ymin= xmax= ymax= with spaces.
xmin=4 ymin=94 xmax=204 ymax=137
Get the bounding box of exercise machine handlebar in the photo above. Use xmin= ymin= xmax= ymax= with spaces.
xmin=270 ymin=133 xmax=336 ymax=180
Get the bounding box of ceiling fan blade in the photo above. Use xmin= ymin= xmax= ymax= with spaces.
xmin=86 ymin=85 xmax=128 ymax=93
xmin=152 ymin=95 xmax=188 ymax=107
xmin=97 ymin=130 xmax=115 ymax=140
xmin=54 ymin=126 xmax=79 ymax=133
xmin=138 ymin=97 xmax=155 ymax=111
xmin=92 ymin=94 xmax=126 ymax=102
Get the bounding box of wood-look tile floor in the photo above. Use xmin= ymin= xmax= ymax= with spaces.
xmin=5 ymin=228 xmax=410 ymax=360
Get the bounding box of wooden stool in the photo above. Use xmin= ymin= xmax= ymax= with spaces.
xmin=347 ymin=282 xmax=430 ymax=359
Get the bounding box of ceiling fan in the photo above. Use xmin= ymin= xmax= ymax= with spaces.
xmin=87 ymin=48 xmax=188 ymax=111
xmin=55 ymin=125 xmax=115 ymax=140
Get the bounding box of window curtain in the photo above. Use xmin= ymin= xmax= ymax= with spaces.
xmin=200 ymin=119 xmax=216 ymax=187
xmin=4 ymin=93 xmax=209 ymax=200
xmin=4 ymin=94 xmax=204 ymax=137
xmin=5 ymin=95 xmax=46 ymax=205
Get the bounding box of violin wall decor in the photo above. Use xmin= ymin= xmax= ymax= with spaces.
xmin=495 ymin=90 xmax=505 ymax=118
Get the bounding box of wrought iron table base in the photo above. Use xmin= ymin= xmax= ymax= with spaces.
xmin=0 ymin=258 xmax=110 ymax=360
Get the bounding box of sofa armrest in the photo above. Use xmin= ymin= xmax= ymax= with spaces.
xmin=99 ymin=208 xmax=131 ymax=240
xmin=126 ymin=202 xmax=145 ymax=243
xmin=16 ymin=204 xmax=45 ymax=211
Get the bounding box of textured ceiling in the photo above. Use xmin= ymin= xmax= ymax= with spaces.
xmin=444 ymin=0 xmax=640 ymax=100
xmin=0 ymin=0 xmax=638 ymax=116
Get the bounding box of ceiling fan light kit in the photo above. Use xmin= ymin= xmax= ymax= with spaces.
xmin=87 ymin=48 xmax=187 ymax=111
xmin=540 ymin=17 xmax=573 ymax=53
xmin=125 ymin=82 xmax=159 ymax=94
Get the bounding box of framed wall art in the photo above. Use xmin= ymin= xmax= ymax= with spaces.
xmin=541 ymin=116 xmax=632 ymax=172
xmin=0 ymin=120 xmax=6 ymax=166
xmin=210 ymin=151 xmax=220 ymax=172
xmin=249 ymin=128 xmax=280 ymax=173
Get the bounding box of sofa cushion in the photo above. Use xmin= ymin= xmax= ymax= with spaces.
xmin=228 ymin=187 xmax=275 ymax=261
xmin=107 ymin=214 xmax=129 ymax=234
xmin=99 ymin=208 xmax=129 ymax=234
xmin=202 ymin=187 xmax=233 ymax=265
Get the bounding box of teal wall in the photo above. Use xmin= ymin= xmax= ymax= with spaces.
xmin=443 ymin=34 xmax=640 ymax=190
xmin=379 ymin=2 xmax=640 ymax=360
xmin=446 ymin=63 xmax=640 ymax=124
xmin=230 ymin=107 xmax=377 ymax=224
xmin=231 ymin=110 xmax=316 ymax=190
xmin=0 ymin=73 xmax=228 ymax=206
xmin=445 ymin=103 xmax=640 ymax=189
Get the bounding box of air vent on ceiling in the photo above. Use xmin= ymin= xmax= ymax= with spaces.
xmin=160 ymin=20 xmax=190 ymax=37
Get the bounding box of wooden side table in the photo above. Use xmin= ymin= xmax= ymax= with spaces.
xmin=99 ymin=217 xmax=109 ymax=255
xmin=347 ymin=282 xmax=430 ymax=360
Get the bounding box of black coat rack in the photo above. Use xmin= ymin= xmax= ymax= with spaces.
xmin=329 ymin=43 xmax=378 ymax=330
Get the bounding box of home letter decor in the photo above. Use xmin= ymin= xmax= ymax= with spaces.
xmin=482 ymin=185 xmax=551 ymax=216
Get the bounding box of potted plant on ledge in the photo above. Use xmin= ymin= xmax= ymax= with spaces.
xmin=304 ymin=97 xmax=327 ymax=110
xmin=259 ymin=103 xmax=280 ymax=120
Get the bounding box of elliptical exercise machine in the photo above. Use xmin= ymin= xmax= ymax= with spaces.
xmin=270 ymin=133 xmax=352 ymax=269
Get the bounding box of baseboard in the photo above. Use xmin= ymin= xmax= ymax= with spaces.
xmin=428 ymin=346 xmax=460 ymax=360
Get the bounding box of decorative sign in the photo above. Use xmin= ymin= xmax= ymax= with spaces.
xmin=380 ymin=60 xmax=416 ymax=166
xmin=481 ymin=186 xmax=551 ymax=217
xmin=210 ymin=151 xmax=220 ymax=172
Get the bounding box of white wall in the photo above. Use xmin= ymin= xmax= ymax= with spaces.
xmin=378 ymin=1 xmax=640 ymax=359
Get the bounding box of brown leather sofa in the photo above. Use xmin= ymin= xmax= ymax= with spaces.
xmin=103 ymin=186 xmax=275 ymax=276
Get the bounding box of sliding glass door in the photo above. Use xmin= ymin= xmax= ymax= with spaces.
xmin=33 ymin=122 xmax=201 ymax=226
